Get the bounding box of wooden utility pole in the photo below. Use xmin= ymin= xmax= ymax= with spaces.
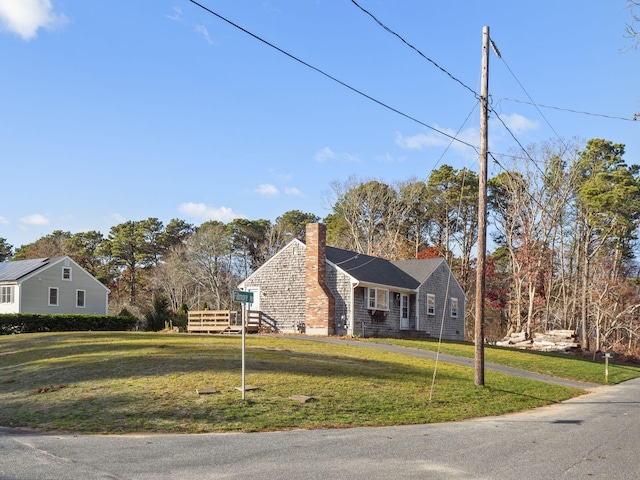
xmin=475 ymin=26 xmax=490 ymax=387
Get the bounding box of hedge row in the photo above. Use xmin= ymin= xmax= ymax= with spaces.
xmin=0 ymin=314 xmax=138 ymax=335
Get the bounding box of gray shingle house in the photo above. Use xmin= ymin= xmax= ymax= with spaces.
xmin=238 ymin=223 xmax=466 ymax=340
xmin=0 ymin=256 xmax=109 ymax=315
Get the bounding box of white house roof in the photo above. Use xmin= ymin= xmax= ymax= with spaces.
xmin=0 ymin=258 xmax=53 ymax=282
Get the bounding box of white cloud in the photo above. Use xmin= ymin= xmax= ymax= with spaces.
xmin=376 ymin=152 xmax=406 ymax=163
xmin=166 ymin=6 xmax=183 ymax=22
xmin=20 ymin=213 xmax=49 ymax=226
xmin=105 ymin=213 xmax=125 ymax=224
xmin=341 ymin=152 xmax=360 ymax=163
xmin=269 ymin=169 xmax=293 ymax=181
xmin=284 ymin=187 xmax=302 ymax=196
xmin=0 ymin=0 xmax=68 ymax=40
xmin=495 ymin=113 xmax=539 ymax=135
xmin=396 ymin=126 xmax=480 ymax=158
xmin=314 ymin=146 xmax=359 ymax=163
xmin=195 ymin=24 xmax=214 ymax=45
xmin=314 ymin=147 xmax=337 ymax=162
xmin=255 ymin=184 xmax=279 ymax=196
xmin=396 ymin=130 xmax=448 ymax=150
xmin=0 ymin=216 xmax=8 ymax=225
xmin=178 ymin=202 xmax=244 ymax=222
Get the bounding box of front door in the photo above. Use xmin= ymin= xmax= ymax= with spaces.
xmin=400 ymin=294 xmax=410 ymax=330
xmin=247 ymin=287 xmax=260 ymax=311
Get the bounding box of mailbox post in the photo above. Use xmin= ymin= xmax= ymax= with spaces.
xmin=233 ymin=290 xmax=254 ymax=400
xmin=603 ymin=352 xmax=613 ymax=383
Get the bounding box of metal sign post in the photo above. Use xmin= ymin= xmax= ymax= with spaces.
xmin=241 ymin=301 xmax=246 ymax=399
xmin=233 ymin=290 xmax=254 ymax=400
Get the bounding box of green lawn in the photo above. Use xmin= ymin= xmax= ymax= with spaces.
xmin=367 ymin=337 xmax=640 ymax=384
xmin=0 ymin=332 xmax=627 ymax=434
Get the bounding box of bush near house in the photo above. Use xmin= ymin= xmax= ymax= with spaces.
xmin=0 ymin=314 xmax=137 ymax=335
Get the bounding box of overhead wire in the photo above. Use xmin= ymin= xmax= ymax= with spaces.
xmin=349 ymin=0 xmax=480 ymax=100
xmin=497 ymin=97 xmax=638 ymax=122
xmin=492 ymin=42 xmax=567 ymax=146
xmin=186 ymin=0 xmax=480 ymax=153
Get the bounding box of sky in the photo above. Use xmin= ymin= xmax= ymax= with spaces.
xmin=0 ymin=0 xmax=639 ymax=250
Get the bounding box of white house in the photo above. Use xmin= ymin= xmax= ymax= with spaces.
xmin=0 ymin=256 xmax=109 ymax=315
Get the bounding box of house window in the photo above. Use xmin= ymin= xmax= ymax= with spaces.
xmin=426 ymin=294 xmax=435 ymax=316
xmin=367 ymin=288 xmax=389 ymax=310
xmin=76 ymin=290 xmax=86 ymax=308
xmin=450 ymin=297 xmax=459 ymax=318
xmin=1 ymin=286 xmax=14 ymax=304
xmin=49 ymin=287 xmax=59 ymax=306
xmin=62 ymin=267 xmax=72 ymax=281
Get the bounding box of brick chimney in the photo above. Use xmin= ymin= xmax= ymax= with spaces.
xmin=305 ymin=223 xmax=335 ymax=336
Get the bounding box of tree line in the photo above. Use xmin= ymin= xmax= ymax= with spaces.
xmin=2 ymin=138 xmax=640 ymax=355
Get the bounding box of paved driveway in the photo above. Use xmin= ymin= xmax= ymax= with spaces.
xmin=287 ymin=336 xmax=601 ymax=390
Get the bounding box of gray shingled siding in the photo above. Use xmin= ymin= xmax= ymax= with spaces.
xmin=243 ymin=241 xmax=306 ymax=333
xmin=351 ymin=288 xmax=421 ymax=338
xmin=325 ymin=265 xmax=351 ymax=336
xmin=419 ymin=263 xmax=465 ymax=340
xmin=351 ymin=287 xmax=394 ymax=338
xmin=242 ymin=240 xmax=464 ymax=340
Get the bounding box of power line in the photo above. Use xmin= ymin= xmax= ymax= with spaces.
xmin=433 ymin=101 xmax=480 ymax=170
xmin=349 ymin=0 xmax=480 ymax=100
xmin=346 ymin=1 xmax=548 ymax=179
xmin=497 ymin=97 xmax=638 ymax=122
xmin=186 ymin=0 xmax=479 ymax=152
xmin=494 ymin=47 xmax=566 ymax=145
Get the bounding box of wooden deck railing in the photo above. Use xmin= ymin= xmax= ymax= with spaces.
xmin=187 ymin=310 xmax=261 ymax=334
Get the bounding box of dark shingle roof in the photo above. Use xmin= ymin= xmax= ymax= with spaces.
xmin=0 ymin=258 xmax=51 ymax=282
xmin=391 ymin=258 xmax=444 ymax=284
xmin=326 ymin=247 xmax=443 ymax=290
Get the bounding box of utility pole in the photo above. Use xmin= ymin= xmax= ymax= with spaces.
xmin=475 ymin=26 xmax=490 ymax=387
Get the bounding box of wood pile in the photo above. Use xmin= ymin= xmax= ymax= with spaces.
xmin=496 ymin=329 xmax=581 ymax=352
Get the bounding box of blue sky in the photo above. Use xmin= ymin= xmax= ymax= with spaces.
xmin=1 ymin=1 xmax=638 ymax=249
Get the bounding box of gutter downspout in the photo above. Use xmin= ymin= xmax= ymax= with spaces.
xmin=349 ymin=280 xmax=359 ymax=337
xmin=415 ymin=290 xmax=420 ymax=331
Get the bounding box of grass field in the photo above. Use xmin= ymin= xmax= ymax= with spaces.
xmin=1 ymin=332 xmax=637 ymax=434
xmin=367 ymin=337 xmax=640 ymax=384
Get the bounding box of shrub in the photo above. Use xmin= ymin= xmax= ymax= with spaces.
xmin=0 ymin=314 xmax=137 ymax=335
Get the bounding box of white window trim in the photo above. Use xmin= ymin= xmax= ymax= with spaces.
xmin=450 ymin=297 xmax=459 ymax=318
xmin=62 ymin=267 xmax=72 ymax=281
xmin=426 ymin=293 xmax=435 ymax=316
xmin=1 ymin=285 xmax=14 ymax=304
xmin=367 ymin=287 xmax=389 ymax=311
xmin=49 ymin=287 xmax=59 ymax=306
xmin=76 ymin=289 xmax=86 ymax=308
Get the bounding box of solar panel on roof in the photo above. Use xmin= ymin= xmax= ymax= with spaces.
xmin=0 ymin=258 xmax=50 ymax=282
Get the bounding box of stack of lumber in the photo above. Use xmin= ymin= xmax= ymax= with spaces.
xmin=496 ymin=329 xmax=580 ymax=352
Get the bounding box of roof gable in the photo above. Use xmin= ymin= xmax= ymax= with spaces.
xmin=390 ymin=258 xmax=445 ymax=284
xmin=238 ymin=238 xmax=305 ymax=288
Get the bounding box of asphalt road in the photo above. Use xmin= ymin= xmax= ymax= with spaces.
xmin=1 ymin=340 xmax=636 ymax=480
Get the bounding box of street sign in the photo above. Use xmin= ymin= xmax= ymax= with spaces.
xmin=233 ymin=290 xmax=254 ymax=304
xmin=232 ymin=290 xmax=254 ymax=401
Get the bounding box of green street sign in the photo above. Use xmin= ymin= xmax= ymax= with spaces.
xmin=233 ymin=290 xmax=254 ymax=303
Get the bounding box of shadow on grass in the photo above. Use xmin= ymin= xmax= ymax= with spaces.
xmin=0 ymin=333 xmax=480 ymax=396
